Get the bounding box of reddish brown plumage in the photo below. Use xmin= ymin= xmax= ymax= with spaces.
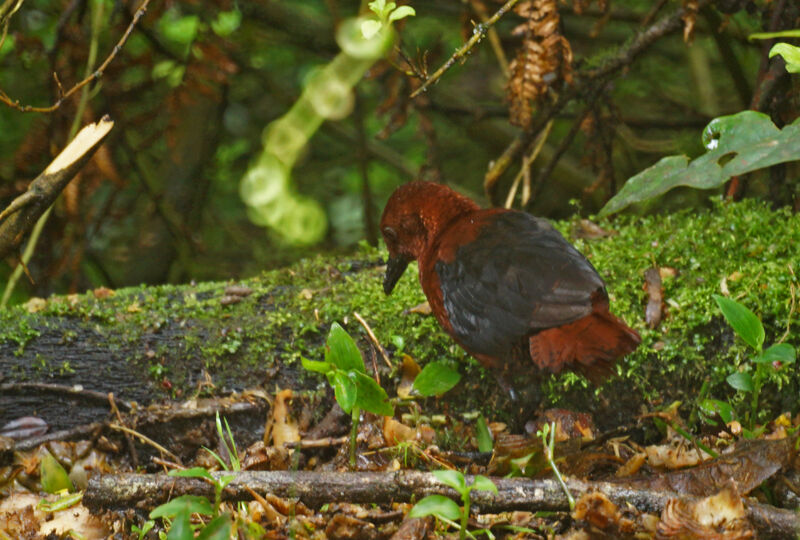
xmin=380 ymin=181 xmax=640 ymax=390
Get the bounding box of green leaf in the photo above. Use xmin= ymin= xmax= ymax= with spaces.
xmin=169 ymin=467 xmax=215 ymax=482
xmin=326 ymin=323 xmax=365 ymax=372
xmin=161 ymin=13 xmax=199 ymax=46
xmin=389 ymin=6 xmax=416 ymax=22
xmin=600 ymin=112 xmax=800 ymax=216
xmin=352 ymin=371 xmax=394 ymax=416
xmin=475 ymin=415 xmax=494 ymax=453
xmin=407 ymin=495 xmax=462 ymax=521
xmin=471 ymin=475 xmax=498 ymax=494
xmin=713 ymin=295 xmax=765 ymax=350
xmin=412 ymin=361 xmax=461 ymax=396
xmin=150 ymin=495 xmax=214 ymax=519
xmin=727 ymin=372 xmax=754 ymax=392
xmin=433 ymin=469 xmax=466 ymax=493
xmin=40 ymin=453 xmax=73 ymax=494
xmin=36 ymin=492 xmax=83 ymax=512
xmin=332 ymin=370 xmax=358 ymax=413
xmin=754 ymin=343 xmax=796 ymax=364
xmin=697 ymin=398 xmax=735 ymax=424
xmin=211 ymin=9 xmax=241 ymax=37
xmin=301 ymin=357 xmax=332 ymax=374
xmin=367 ymin=0 xmax=387 ymax=17
xmin=360 ymin=19 xmax=382 ymax=40
xmin=197 ymin=514 xmax=233 ymax=540
xmin=166 ymin=509 xmax=193 ymax=540
xmin=769 ymin=43 xmax=800 ymax=73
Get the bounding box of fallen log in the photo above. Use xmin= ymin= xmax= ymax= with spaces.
xmin=84 ymin=470 xmax=799 ymax=539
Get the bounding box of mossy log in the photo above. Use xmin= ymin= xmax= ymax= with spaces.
xmin=1 ymin=199 xmax=799 ymax=453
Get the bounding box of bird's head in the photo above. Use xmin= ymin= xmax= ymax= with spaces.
xmin=379 ymin=181 xmax=479 ymax=295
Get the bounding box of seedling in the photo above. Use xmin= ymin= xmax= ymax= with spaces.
xmin=712 ymin=295 xmax=796 ymax=431
xmin=409 ymin=470 xmax=498 ymax=539
xmin=302 ymin=322 xmax=393 ymax=467
xmin=537 ymin=422 xmax=575 ymax=511
xmin=361 ymin=0 xmax=416 ymax=39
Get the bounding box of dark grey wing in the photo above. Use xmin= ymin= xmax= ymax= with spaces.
xmin=434 ymin=212 xmax=606 ymax=358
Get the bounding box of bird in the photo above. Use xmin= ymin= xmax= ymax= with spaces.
xmin=379 ymin=181 xmax=640 ymax=395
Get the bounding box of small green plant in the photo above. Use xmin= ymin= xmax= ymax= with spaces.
xmin=749 ymin=29 xmax=800 ymax=73
xmin=39 ymin=452 xmax=74 ymax=494
xmin=131 ymin=520 xmax=155 ymax=540
xmin=302 ymin=322 xmax=393 ymax=467
xmin=712 ymin=294 xmax=796 ymax=430
xmin=204 ymin=412 xmax=242 ymax=472
xmin=145 ymin=414 xmax=243 ymax=539
xmin=536 ymin=422 xmax=575 ymax=511
xmin=412 ymin=359 xmax=461 ymax=397
xmin=408 ymin=470 xmax=497 ymax=540
xmin=361 ymin=0 xmax=416 ymax=39
xmin=149 ymin=494 xmax=232 ymax=540
xmin=475 ymin=415 xmax=494 ymax=453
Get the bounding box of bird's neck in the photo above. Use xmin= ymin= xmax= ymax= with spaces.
xmin=417 ymin=194 xmax=480 ymax=253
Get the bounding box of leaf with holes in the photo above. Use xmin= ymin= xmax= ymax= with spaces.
xmin=600 ymin=112 xmax=800 ymax=216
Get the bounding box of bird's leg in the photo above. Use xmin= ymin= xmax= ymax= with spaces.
xmin=493 ymin=366 xmax=519 ymax=401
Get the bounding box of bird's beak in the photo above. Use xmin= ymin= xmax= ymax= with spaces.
xmin=383 ymin=255 xmax=410 ymax=295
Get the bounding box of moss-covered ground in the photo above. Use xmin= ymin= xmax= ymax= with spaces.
xmin=1 ymin=198 xmax=797 ymax=430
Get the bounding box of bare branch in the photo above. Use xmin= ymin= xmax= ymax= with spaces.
xmin=410 ymin=0 xmax=522 ymax=99
xmin=0 ymin=116 xmax=114 ymax=259
xmin=0 ymin=0 xmax=152 ymax=113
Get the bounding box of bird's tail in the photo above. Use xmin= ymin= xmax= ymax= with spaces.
xmin=528 ymin=310 xmax=640 ymax=384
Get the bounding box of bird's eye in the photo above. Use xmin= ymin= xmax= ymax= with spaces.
xmin=382 ymin=227 xmax=397 ymax=241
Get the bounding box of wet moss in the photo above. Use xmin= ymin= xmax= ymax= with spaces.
xmin=1 ymin=198 xmax=797 ymax=424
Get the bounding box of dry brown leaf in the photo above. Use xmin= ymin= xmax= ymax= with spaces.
xmin=506 ymin=0 xmax=573 ymax=127
xmin=656 ymin=485 xmax=754 ymax=539
xmin=271 ymin=389 xmax=300 ymax=447
xmin=396 ymin=354 xmax=422 ymax=399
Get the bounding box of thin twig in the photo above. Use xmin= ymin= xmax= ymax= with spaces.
xmin=353 ymin=311 xmax=393 ymax=369
xmin=0 ymin=0 xmax=152 ymax=113
xmin=0 ymin=381 xmax=132 ymax=410
xmin=109 ymin=392 xmax=139 ymax=469
xmin=410 ymin=0 xmax=522 ymax=98
xmin=108 ymin=423 xmax=182 ymax=464
xmin=779 ymin=265 xmax=796 ymax=344
xmin=470 ymin=0 xmax=510 ymax=77
xmin=283 ymin=436 xmax=349 ymax=449
xmin=504 ymin=119 xmax=553 ymax=208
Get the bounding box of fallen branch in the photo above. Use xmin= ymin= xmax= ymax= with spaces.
xmin=84 ymin=470 xmax=798 ymax=538
xmin=0 ymin=115 xmax=113 ymax=259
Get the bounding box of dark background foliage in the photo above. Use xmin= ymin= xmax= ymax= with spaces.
xmin=0 ymin=0 xmax=796 ymax=302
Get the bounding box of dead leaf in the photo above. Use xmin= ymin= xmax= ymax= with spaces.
xmin=404 ymin=301 xmax=431 ymax=315
xmin=656 ymin=485 xmax=754 ymax=539
xmin=396 ymin=355 xmax=421 ymax=399
xmin=23 ymin=297 xmax=47 ymax=313
xmin=383 ymin=417 xmax=417 ymax=446
xmin=644 ymin=267 xmax=664 ymax=329
xmin=270 ymin=389 xmax=299 ymax=447
xmin=627 ymin=438 xmax=793 ymax=497
xmin=92 ymin=287 xmax=114 ymax=299
xmin=573 ymin=219 xmax=616 ymax=239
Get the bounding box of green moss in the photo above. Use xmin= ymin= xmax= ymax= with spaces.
xmin=1 ymin=199 xmax=797 ymax=422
